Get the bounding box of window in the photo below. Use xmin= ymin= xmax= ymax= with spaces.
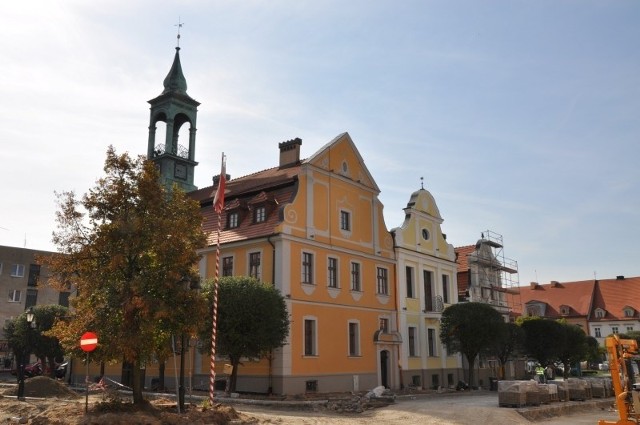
xmin=560 ymin=306 xmax=570 ymax=316
xmin=340 ymin=210 xmax=351 ymax=231
xmin=442 ymin=274 xmax=449 ymax=304
xmin=594 ymin=327 xmax=601 ymax=338
xmin=11 ymin=264 xmax=25 ymax=278
xmin=254 ymin=206 xmax=266 ymax=223
xmin=408 ymin=327 xmax=417 ymax=356
xmin=304 ymin=319 xmax=317 ymax=356
xmin=328 ymin=257 xmax=338 ymax=288
xmin=222 ymin=256 xmax=234 ymax=277
xmin=377 ymin=267 xmax=389 ymax=295
xmin=27 ymin=264 xmax=40 ymax=287
xmin=8 ymin=290 xmax=21 ymax=302
xmin=421 ymin=228 xmax=430 ymax=240
xmin=527 ymin=306 xmax=540 ymax=317
xmin=406 ymin=266 xmax=414 ymax=298
xmin=624 ymin=308 xmax=635 ymax=318
xmin=427 ymin=328 xmax=437 ymax=357
xmin=249 ymin=252 xmax=261 ymax=280
xmin=350 ymin=262 xmax=361 ymax=291
xmin=58 ymin=291 xmax=70 ymax=308
xmin=627 ymin=326 xmax=634 ymax=333
xmin=227 ymin=212 xmax=239 ymax=229
xmin=302 ymin=252 xmax=314 ymax=284
xmin=594 ymin=308 xmax=606 ymax=318
xmin=423 ymin=270 xmax=434 ymax=311
xmin=25 ymin=289 xmax=38 ymax=308
xmin=348 ymin=322 xmax=360 ymax=356
xmin=379 ymin=318 xmax=389 ymax=332
xmin=612 ymin=326 xmax=619 ymax=334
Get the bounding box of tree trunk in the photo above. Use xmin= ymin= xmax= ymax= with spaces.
xmin=466 ymin=355 xmax=476 ymax=388
xmin=132 ymin=360 xmax=144 ymax=404
xmin=158 ymin=361 xmax=166 ymax=391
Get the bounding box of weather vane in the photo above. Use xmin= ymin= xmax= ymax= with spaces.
xmin=420 ymin=176 xmax=424 ymax=190
xmin=175 ymin=17 xmax=184 ymax=48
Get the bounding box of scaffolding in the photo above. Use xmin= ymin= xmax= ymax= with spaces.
xmin=467 ymin=230 xmax=521 ymax=316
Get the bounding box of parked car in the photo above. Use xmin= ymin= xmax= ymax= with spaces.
xmin=599 ymin=361 xmax=609 ymax=371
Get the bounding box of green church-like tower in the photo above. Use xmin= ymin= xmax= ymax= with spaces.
xmin=147 ymin=46 xmax=199 ymax=192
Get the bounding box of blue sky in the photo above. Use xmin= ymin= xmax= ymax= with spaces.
xmin=1 ymin=1 xmax=639 ymax=287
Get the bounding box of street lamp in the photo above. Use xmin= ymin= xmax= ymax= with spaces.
xmin=17 ymin=307 xmax=35 ymax=400
xmin=178 ymin=276 xmax=200 ymax=412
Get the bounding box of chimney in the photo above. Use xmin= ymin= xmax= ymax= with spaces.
xmin=212 ymin=174 xmax=230 ymax=186
xmin=279 ymin=138 xmax=302 ymax=169
xmin=550 ymin=281 xmax=560 ymax=287
xmin=616 ymin=275 xmax=625 ymax=280
xmin=530 ymin=282 xmax=539 ymax=289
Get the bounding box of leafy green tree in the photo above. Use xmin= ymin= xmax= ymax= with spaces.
xmin=486 ymin=321 xmax=524 ymax=379
xmin=199 ymin=276 xmax=290 ymax=393
xmin=440 ymin=302 xmax=505 ymax=387
xmin=557 ymin=323 xmax=589 ymax=378
xmin=5 ymin=305 xmax=68 ymax=378
xmin=44 ymin=147 xmax=207 ymax=404
xmin=521 ymin=318 xmax=564 ymax=368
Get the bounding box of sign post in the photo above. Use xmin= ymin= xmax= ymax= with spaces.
xmin=80 ymin=332 xmax=98 ymax=413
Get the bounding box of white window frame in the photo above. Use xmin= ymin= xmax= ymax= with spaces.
xmin=594 ymin=327 xmax=601 ymax=338
xmin=254 ymin=205 xmax=266 ymax=223
xmin=340 ymin=210 xmax=351 ymax=232
xmin=248 ymin=251 xmax=261 ymax=280
xmin=11 ymin=264 xmax=25 ymax=278
xmin=348 ymin=320 xmax=360 ymax=357
xmin=302 ymin=251 xmax=314 ymax=284
xmin=227 ymin=212 xmax=239 ymax=229
xmin=377 ymin=267 xmax=389 ymax=295
xmin=8 ymin=290 xmax=21 ymax=302
xmin=594 ymin=308 xmax=606 ymax=318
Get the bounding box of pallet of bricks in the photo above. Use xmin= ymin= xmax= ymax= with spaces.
xmin=548 ymin=379 xmax=569 ymax=401
xmin=567 ymin=378 xmax=591 ymax=401
xmin=523 ymin=381 xmax=541 ymax=406
xmin=585 ymin=377 xmax=606 ymax=398
xmin=498 ymin=381 xmax=527 ymax=408
xmin=540 ymin=383 xmax=558 ymax=403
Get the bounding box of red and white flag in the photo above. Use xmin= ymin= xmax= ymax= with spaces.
xmin=213 ymin=153 xmax=226 ymax=213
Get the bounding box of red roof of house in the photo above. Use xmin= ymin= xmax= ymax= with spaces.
xmin=512 ymin=280 xmax=596 ymax=318
xmin=591 ymin=276 xmax=640 ymax=321
xmin=190 ymin=165 xmax=301 ymax=246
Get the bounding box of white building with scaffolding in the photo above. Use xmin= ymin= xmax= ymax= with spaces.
xmin=455 ymin=230 xmax=520 ymax=319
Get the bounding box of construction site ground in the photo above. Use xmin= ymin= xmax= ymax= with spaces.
xmin=0 ymin=375 xmax=621 ymax=424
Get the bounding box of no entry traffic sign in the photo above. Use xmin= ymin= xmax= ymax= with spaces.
xmin=80 ymin=331 xmax=98 ymax=352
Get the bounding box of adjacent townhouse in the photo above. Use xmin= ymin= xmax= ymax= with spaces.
xmin=391 ymin=187 xmax=462 ymax=390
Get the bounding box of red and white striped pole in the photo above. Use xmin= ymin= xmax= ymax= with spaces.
xmin=209 ymin=153 xmax=226 ymax=405
xmin=208 ymin=213 xmax=221 ymax=404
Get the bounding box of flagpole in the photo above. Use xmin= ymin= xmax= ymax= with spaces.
xmin=209 ymin=153 xmax=225 ymax=405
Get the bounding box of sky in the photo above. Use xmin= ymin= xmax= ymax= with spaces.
xmin=1 ymin=1 xmax=639 ymax=287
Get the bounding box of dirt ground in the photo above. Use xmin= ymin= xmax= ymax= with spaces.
xmin=0 ymin=377 xmax=621 ymax=425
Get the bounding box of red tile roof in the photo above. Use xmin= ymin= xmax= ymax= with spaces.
xmin=591 ymin=276 xmax=640 ymax=321
xmin=190 ymin=165 xmax=301 ymax=246
xmin=513 ymin=280 xmax=596 ymax=318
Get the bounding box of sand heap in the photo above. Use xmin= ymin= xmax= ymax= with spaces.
xmin=3 ymin=376 xmax=79 ymax=399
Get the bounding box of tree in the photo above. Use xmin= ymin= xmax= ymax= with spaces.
xmin=439 ymin=302 xmax=505 ymax=387
xmin=4 ymin=305 xmax=68 ymax=378
xmin=199 ymin=276 xmax=290 ymax=393
xmin=486 ymin=321 xmax=524 ymax=379
xmin=44 ymin=147 xmax=207 ymax=404
xmin=557 ymin=323 xmax=590 ymax=378
xmin=520 ymin=318 xmax=564 ymax=368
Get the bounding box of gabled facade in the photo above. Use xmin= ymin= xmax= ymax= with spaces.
xmin=191 ymin=134 xmax=398 ymax=394
xmin=589 ymin=276 xmax=640 ymax=345
xmin=391 ymin=188 xmax=461 ymax=390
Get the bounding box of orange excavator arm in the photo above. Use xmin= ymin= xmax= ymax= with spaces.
xmin=598 ymin=335 xmax=639 ymax=425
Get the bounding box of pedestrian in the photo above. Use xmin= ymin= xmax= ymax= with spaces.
xmin=545 ymin=365 xmax=554 ymax=381
xmin=535 ymin=365 xmax=545 ymax=383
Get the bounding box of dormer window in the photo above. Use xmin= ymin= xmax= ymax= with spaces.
xmin=227 ymin=212 xmax=239 ymax=229
xmin=526 ymin=306 xmax=540 ymax=317
xmin=254 ymin=205 xmax=267 ymax=223
xmin=594 ymin=308 xmax=606 ymax=319
xmin=560 ymin=305 xmax=570 ymax=316
xmin=623 ymin=307 xmax=635 ymax=318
